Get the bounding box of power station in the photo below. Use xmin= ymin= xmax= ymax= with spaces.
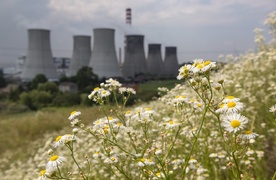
xmin=164 ymin=46 xmax=179 ymax=78
xmin=18 ymin=8 xmax=179 ymax=82
xmin=89 ymin=28 xmax=122 ymax=78
xmin=147 ymin=44 xmax=165 ymax=77
xmin=67 ymin=35 xmax=91 ymax=77
xmin=21 ymin=29 xmax=58 ymax=81
xmin=122 ymin=35 xmax=148 ymax=78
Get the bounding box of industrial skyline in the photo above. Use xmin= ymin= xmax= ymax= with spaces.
xmin=0 ymin=0 xmax=275 ymax=70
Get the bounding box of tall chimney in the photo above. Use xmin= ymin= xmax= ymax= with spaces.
xmin=89 ymin=28 xmax=122 ymax=78
xmin=164 ymin=46 xmax=179 ymax=78
xmin=126 ymin=8 xmax=132 ymax=25
xmin=122 ymin=35 xmax=147 ymax=78
xmin=147 ymin=44 xmax=165 ymax=77
xmin=67 ymin=35 xmax=91 ymax=76
xmin=21 ymin=29 xmax=58 ymax=81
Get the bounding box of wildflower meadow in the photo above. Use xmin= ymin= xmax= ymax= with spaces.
xmin=1 ymin=11 xmax=276 ymax=180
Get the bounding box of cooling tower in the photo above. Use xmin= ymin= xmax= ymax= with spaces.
xmin=147 ymin=44 xmax=165 ymax=77
xmin=164 ymin=46 xmax=179 ymax=78
xmin=89 ymin=28 xmax=122 ymax=78
xmin=21 ymin=29 xmax=58 ymax=81
xmin=67 ymin=35 xmax=91 ymax=76
xmin=122 ymin=35 xmax=147 ymax=78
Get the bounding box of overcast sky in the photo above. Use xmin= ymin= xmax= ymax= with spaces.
xmin=0 ymin=0 xmax=275 ymax=68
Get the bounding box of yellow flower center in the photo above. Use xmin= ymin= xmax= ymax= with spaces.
xmin=196 ymin=103 xmax=201 ymax=107
xmin=227 ymin=101 xmax=236 ymax=108
xmin=125 ymin=110 xmax=131 ymax=114
xmin=39 ymin=170 xmax=46 ymax=176
xmin=141 ymin=158 xmax=145 ymax=162
xmin=117 ymin=122 xmax=122 ymax=126
xmin=219 ymin=104 xmax=226 ymax=108
xmin=181 ymin=95 xmax=186 ymax=98
xmin=145 ymin=107 xmax=152 ymax=111
xmin=204 ymin=60 xmax=211 ymax=66
xmin=175 ymin=95 xmax=180 ymax=98
xmin=50 ymin=155 xmax=59 ymax=161
xmin=94 ymin=87 xmax=99 ymax=91
xmin=111 ymin=157 xmax=116 ymax=161
xmin=70 ymin=111 xmax=77 ymax=115
xmin=196 ymin=63 xmax=204 ymax=69
xmin=244 ymin=130 xmax=252 ymax=134
xmin=102 ymin=91 xmax=106 ymax=94
xmin=169 ymin=120 xmax=174 ymax=124
xmin=230 ymin=120 xmax=241 ymax=128
xmin=108 ymin=116 xmax=113 ymax=120
xmin=227 ymin=96 xmax=235 ymax=99
xmin=55 ymin=136 xmax=62 ymax=142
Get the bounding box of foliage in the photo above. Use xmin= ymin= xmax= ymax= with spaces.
xmin=37 ymin=82 xmax=59 ymax=95
xmin=19 ymin=90 xmax=53 ymax=110
xmin=29 ymin=74 xmax=48 ymax=90
xmin=0 ymin=70 xmax=7 ymax=88
xmin=75 ymin=66 xmax=99 ymax=93
xmin=52 ymin=93 xmax=81 ymax=107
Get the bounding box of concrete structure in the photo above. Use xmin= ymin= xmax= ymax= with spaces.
xmin=89 ymin=28 xmax=122 ymax=78
xmin=122 ymin=35 xmax=147 ymax=78
xmin=164 ymin=46 xmax=179 ymax=78
xmin=67 ymin=35 xmax=91 ymax=76
xmin=21 ymin=29 xmax=58 ymax=81
xmin=147 ymin=44 xmax=165 ymax=77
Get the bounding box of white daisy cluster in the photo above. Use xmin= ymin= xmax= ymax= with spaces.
xmin=126 ymin=107 xmax=156 ymax=123
xmin=88 ymin=87 xmax=111 ymax=103
xmin=88 ymin=78 xmax=136 ymax=104
xmin=177 ymin=59 xmax=216 ymax=80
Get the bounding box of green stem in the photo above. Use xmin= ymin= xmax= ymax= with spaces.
xmin=181 ymin=101 xmax=209 ymax=179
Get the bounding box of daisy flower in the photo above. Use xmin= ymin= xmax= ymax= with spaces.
xmin=37 ymin=169 xmax=52 ymax=180
xmin=239 ymin=130 xmax=259 ymax=140
xmin=222 ymin=96 xmax=240 ymax=103
xmin=216 ymin=101 xmax=243 ymax=114
xmin=222 ymin=113 xmax=248 ymax=133
xmin=68 ymin=111 xmax=81 ymax=120
xmin=269 ymin=104 xmax=276 ymax=113
xmin=46 ymin=155 xmax=66 ymax=171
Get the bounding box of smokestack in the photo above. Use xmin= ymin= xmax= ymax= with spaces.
xmin=126 ymin=8 xmax=132 ymax=25
xmin=67 ymin=35 xmax=91 ymax=77
xmin=147 ymin=44 xmax=165 ymax=77
xmin=21 ymin=29 xmax=58 ymax=81
xmin=122 ymin=35 xmax=147 ymax=78
xmin=89 ymin=28 xmax=122 ymax=78
xmin=164 ymin=46 xmax=179 ymax=78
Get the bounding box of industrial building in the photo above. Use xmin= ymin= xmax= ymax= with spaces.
xmin=122 ymin=35 xmax=148 ymax=78
xmin=21 ymin=29 xmax=58 ymax=82
xmin=89 ymin=28 xmax=122 ymax=79
xmin=67 ymin=35 xmax=92 ymax=77
xmin=146 ymin=44 xmax=165 ymax=77
xmin=164 ymin=46 xmax=179 ymax=78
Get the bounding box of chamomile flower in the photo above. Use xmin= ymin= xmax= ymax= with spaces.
xmin=222 ymin=113 xmax=248 ymax=133
xmin=177 ymin=64 xmax=192 ymax=79
xmin=222 ymin=96 xmax=240 ymax=103
xmin=239 ymin=130 xmax=259 ymax=140
xmin=68 ymin=111 xmax=81 ymax=120
xmin=216 ymin=101 xmax=243 ymax=114
xmin=46 ymin=155 xmax=66 ymax=171
xmin=162 ymin=118 xmax=180 ymax=129
xmin=37 ymin=169 xmax=51 ymax=180
xmin=269 ymin=104 xmax=276 ymax=112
